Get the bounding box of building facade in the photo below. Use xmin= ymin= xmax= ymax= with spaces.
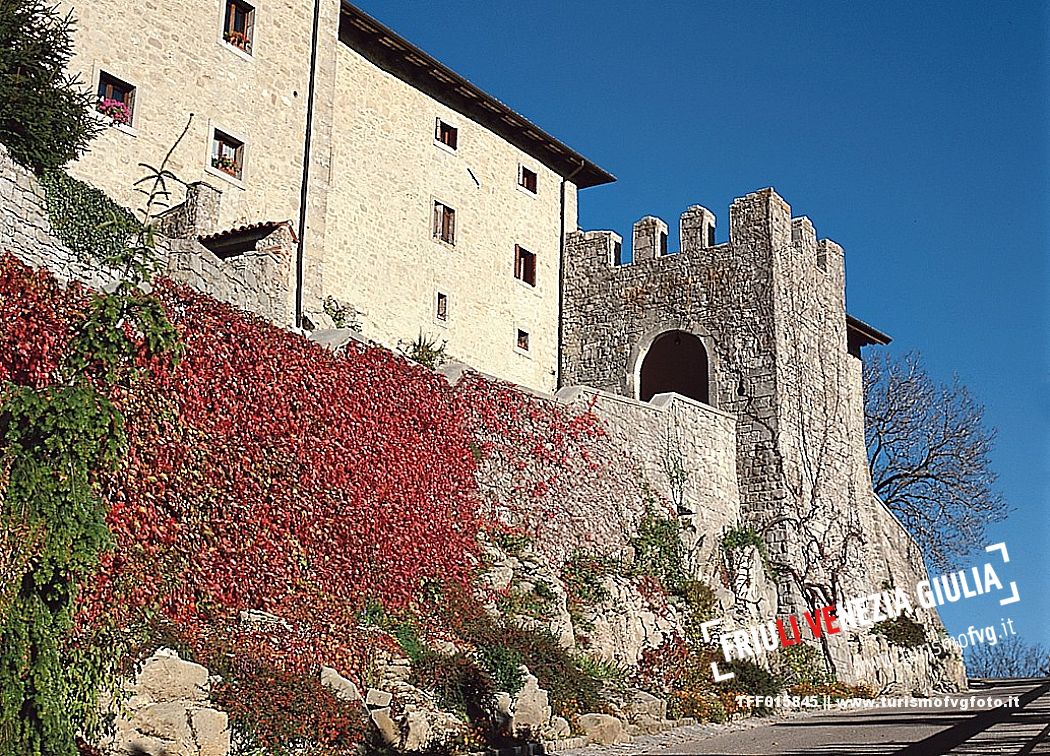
xmin=61 ymin=0 xmax=612 ymax=391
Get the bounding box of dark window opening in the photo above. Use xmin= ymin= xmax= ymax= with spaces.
xmin=519 ymin=165 xmax=537 ymax=193
xmin=433 ymin=201 xmax=455 ymax=244
xmin=613 ymin=240 xmax=623 ymax=265
xmin=97 ymin=72 xmax=135 ymax=126
xmin=659 ymin=230 xmax=668 ymax=256
xmin=514 ymin=245 xmax=536 ymax=286
xmin=708 ymin=226 xmax=716 ymax=247
xmin=436 ymin=292 xmax=448 ymax=322
xmin=639 ymin=330 xmax=710 ymax=405
xmin=224 ymin=0 xmax=255 ymax=53
xmin=435 ymin=119 xmax=458 ymax=150
xmin=516 ymin=329 xmax=530 ymax=351
xmin=211 ymin=130 xmax=244 ymax=180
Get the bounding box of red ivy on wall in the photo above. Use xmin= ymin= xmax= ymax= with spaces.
xmin=0 ymin=252 xmax=642 ymax=684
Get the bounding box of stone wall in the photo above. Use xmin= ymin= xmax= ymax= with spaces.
xmin=561 ymin=189 xmax=965 ymax=691
xmin=0 ymin=146 xmax=295 ymax=326
xmin=323 ymin=41 xmax=577 ymax=393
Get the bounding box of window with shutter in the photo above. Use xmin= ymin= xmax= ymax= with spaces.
xmin=433 ymin=201 xmax=455 ymax=244
xmin=224 ymin=0 xmax=255 ymax=54
xmin=514 ymin=245 xmax=537 ymax=287
xmin=96 ymin=72 xmax=136 ymax=126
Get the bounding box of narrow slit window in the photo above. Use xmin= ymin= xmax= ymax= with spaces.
xmin=518 ymin=165 xmax=537 ymax=193
xmin=435 ymin=292 xmax=448 ymax=322
xmin=433 ymin=201 xmax=455 ymax=244
xmin=514 ymin=245 xmax=537 ymax=287
xmin=224 ymin=0 xmax=255 ymax=54
xmin=613 ymin=240 xmax=623 ymax=265
xmin=211 ymin=129 xmax=245 ymax=180
xmin=435 ymin=119 xmax=457 ymax=150
xmin=659 ymin=230 xmax=668 ymax=256
xmin=516 ymin=329 xmax=530 ymax=352
xmin=96 ymin=71 xmax=135 ymax=126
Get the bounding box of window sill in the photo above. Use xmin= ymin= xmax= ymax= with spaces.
xmin=433 ymin=139 xmax=458 ymax=156
xmin=91 ymin=111 xmax=138 ymax=136
xmin=513 ymin=346 xmax=533 ymax=359
xmin=513 ymin=278 xmax=541 ymax=296
xmin=219 ymin=39 xmax=255 ymax=62
xmin=204 ymin=163 xmax=245 ymax=189
xmin=433 ymin=317 xmax=449 ymax=329
xmin=516 ymin=183 xmax=538 ymax=199
xmin=432 ymin=236 xmax=456 ymax=249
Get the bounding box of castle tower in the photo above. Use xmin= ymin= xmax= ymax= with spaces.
xmin=561 ymin=188 xmax=888 ymax=616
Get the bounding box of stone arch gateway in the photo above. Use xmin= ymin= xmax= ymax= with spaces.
xmin=638 ymin=330 xmax=711 ymax=404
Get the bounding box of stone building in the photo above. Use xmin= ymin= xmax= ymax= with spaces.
xmin=37 ymin=0 xmax=965 ymax=693
xmin=60 ymin=0 xmax=612 ymax=391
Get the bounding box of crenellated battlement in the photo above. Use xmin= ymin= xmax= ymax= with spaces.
xmin=567 ymin=188 xmax=844 ymax=276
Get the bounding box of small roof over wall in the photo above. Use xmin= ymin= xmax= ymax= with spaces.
xmin=198 ymin=221 xmax=296 ymax=259
xmin=338 ymin=2 xmax=615 ymax=189
xmin=846 ymin=313 xmax=892 ymax=357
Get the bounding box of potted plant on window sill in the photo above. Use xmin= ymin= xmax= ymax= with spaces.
xmin=97 ymin=97 xmax=131 ymax=126
xmin=212 ymin=156 xmax=240 ymax=177
xmin=224 ymin=30 xmax=251 ymax=53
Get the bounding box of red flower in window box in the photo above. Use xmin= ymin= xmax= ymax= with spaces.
xmin=224 ymin=30 xmax=251 ymax=53
xmin=97 ymin=97 xmax=131 ymax=126
xmin=212 ymin=155 xmax=240 ymax=177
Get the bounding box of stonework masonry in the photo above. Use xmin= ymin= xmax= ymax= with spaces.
xmin=59 ymin=0 xmax=604 ymax=392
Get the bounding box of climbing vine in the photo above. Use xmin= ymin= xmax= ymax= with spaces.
xmin=39 ymin=170 xmax=138 ymax=264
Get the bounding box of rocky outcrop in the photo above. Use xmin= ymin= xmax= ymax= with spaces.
xmin=107 ymin=649 xmax=230 ymax=756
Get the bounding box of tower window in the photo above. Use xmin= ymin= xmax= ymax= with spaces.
xmin=518 ymin=165 xmax=537 ymax=193
xmin=96 ymin=72 xmax=135 ymax=126
xmin=435 ymin=292 xmax=448 ymax=322
xmin=516 ymin=329 xmax=530 ymax=352
xmin=433 ymin=201 xmax=455 ymax=244
xmin=435 ymin=119 xmax=458 ymax=150
xmin=514 ymin=245 xmax=536 ymax=287
xmin=223 ymin=0 xmax=255 ymax=54
xmin=659 ymin=230 xmax=668 ymax=256
xmin=210 ymin=129 xmax=245 ymax=180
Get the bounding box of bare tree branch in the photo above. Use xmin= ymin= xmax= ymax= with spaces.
xmin=864 ymin=352 xmax=1007 ymax=570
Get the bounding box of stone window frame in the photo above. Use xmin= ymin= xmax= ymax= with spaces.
xmin=431 ymin=197 xmax=456 ymax=247
xmin=89 ymin=65 xmax=139 ymax=138
xmin=205 ymin=122 xmax=249 ymax=189
xmin=218 ymin=0 xmax=257 ymax=62
xmin=434 ymin=117 xmax=459 ymax=154
xmin=513 ymin=244 xmax=537 ymax=288
xmin=628 ymin=325 xmax=718 ymax=408
xmin=514 ymin=327 xmax=532 ymax=356
xmin=434 ymin=291 xmax=450 ymax=326
xmin=517 ymin=163 xmax=538 ymax=196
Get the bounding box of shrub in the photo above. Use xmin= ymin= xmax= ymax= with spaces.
xmin=679 ymin=580 xmax=719 ymax=648
xmin=39 ymin=170 xmax=139 ymax=265
xmin=871 ymin=613 xmax=926 ymax=648
xmin=0 ymin=2 xmax=100 ymax=173
xmin=778 ymin=643 xmax=831 ymax=686
xmin=411 ymin=651 xmax=498 ymax=724
xmin=399 ymin=331 xmax=447 ymax=368
xmin=561 ymin=549 xmax=617 ymax=607
xmin=630 ymin=506 xmax=686 ymax=592
xmin=719 ymin=659 xmax=784 ymax=713
xmin=788 ymin=681 xmax=876 ymax=701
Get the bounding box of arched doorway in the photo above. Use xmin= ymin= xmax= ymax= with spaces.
xmin=638 ymin=330 xmax=711 ymax=404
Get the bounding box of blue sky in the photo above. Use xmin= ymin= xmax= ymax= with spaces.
xmin=354 ymin=2 xmax=1049 ymax=649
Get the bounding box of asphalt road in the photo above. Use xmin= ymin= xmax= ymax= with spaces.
xmin=585 ymin=679 xmax=1050 ymax=756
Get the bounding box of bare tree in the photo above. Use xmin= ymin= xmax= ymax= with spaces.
xmin=864 ymin=352 xmax=1006 ymax=571
xmin=966 ymin=637 xmax=1050 ymax=679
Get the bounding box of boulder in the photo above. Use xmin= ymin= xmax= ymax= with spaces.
xmin=366 ymin=687 xmax=393 ymax=709
xmin=510 ymin=672 xmax=551 ymax=733
xmin=136 ymin=649 xmax=209 ymax=703
xmin=402 ymin=709 xmax=432 ymax=751
xmin=545 ymin=716 xmax=571 ymax=740
xmin=577 ymin=713 xmax=629 ymax=745
xmin=628 ymin=690 xmax=667 ymax=722
xmin=132 ymin=701 xmax=194 ymax=745
xmin=320 ymin=666 xmax=361 ymax=702
xmin=190 ymin=707 xmax=231 ymax=756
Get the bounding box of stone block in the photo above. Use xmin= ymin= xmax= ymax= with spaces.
xmin=577 ymin=713 xmax=629 ymax=745
xmin=320 ymin=666 xmax=361 ymax=702
xmin=190 ymin=707 xmax=230 ymax=756
xmin=136 ymin=649 xmax=209 ymax=703
xmin=365 ymin=687 xmax=393 ymax=709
